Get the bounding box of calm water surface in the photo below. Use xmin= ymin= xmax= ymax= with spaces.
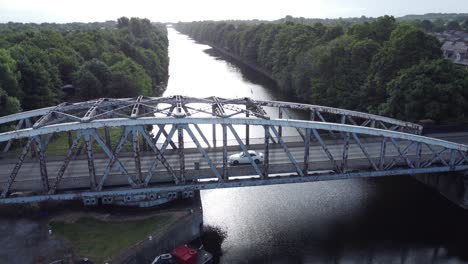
xmin=164 ymin=27 xmax=468 ymax=263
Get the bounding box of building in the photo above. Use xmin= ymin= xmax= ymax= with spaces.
xmin=435 ymin=31 xmax=468 ymax=66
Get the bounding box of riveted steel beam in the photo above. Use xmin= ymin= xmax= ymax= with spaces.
xmin=130 ymin=96 xmax=144 ymax=119
xmin=139 ymin=126 xmax=179 ymax=185
xmin=270 ymin=126 xmax=304 ymax=177
xmin=34 ymin=136 xmax=49 ymax=193
xmin=341 ymin=132 xmax=350 ymax=172
xmin=184 ymin=125 xmax=222 ymax=181
xmin=312 ymin=129 xmax=341 ymax=173
xmin=96 ymin=128 xmax=134 ymax=190
xmin=83 ymin=131 xmax=96 ymax=191
xmin=182 ymin=106 xmax=210 ymax=148
xmin=1 ymin=137 xmax=33 ymax=198
xmin=222 ymin=124 xmax=228 ymax=180
xmin=304 ymin=128 xmax=311 ymax=174
xmin=263 ymin=125 xmax=270 ymax=179
xmin=132 ymin=128 xmax=143 ymax=184
xmin=82 ymin=98 xmax=107 ymax=122
xmin=49 ymin=132 xmax=82 ymax=194
xmin=3 ymin=119 xmax=24 ymax=153
xmin=352 ymin=133 xmax=378 ymax=171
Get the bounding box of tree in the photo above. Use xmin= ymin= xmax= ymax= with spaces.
xmin=0 ymin=49 xmax=19 ymax=98
xmin=8 ymin=44 xmax=62 ymax=110
xmin=446 ymin=21 xmax=462 ymax=31
xmin=108 ymin=57 xmax=152 ymax=97
xmin=381 ymin=59 xmax=468 ymax=122
xmin=0 ymin=88 xmax=20 ymax=116
xmin=365 ymin=24 xmax=442 ymax=112
xmin=74 ymin=59 xmax=111 ymax=100
xmin=420 ymin=20 xmax=434 ymax=32
xmin=462 ymin=19 xmax=468 ymax=32
xmin=117 ymin=17 xmax=130 ymax=29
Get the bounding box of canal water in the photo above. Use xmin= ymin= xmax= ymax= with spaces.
xmin=164 ymin=27 xmax=468 ymax=263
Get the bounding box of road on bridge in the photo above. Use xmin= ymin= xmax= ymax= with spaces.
xmin=0 ymin=132 xmax=466 ymax=192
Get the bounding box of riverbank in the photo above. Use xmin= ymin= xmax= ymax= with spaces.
xmin=0 ymin=193 xmax=203 ymax=264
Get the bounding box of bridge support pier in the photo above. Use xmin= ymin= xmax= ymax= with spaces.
xmin=413 ymin=172 xmax=468 ymax=209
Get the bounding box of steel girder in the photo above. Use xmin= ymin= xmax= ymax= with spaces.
xmin=0 ymin=95 xmax=422 ymax=137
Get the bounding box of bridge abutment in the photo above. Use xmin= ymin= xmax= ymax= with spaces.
xmin=413 ymin=172 xmax=468 ymax=209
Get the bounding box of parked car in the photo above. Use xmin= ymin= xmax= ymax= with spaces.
xmin=228 ymin=150 xmax=264 ymax=165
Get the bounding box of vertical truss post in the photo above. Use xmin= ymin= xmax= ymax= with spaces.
xmin=132 ymin=128 xmax=143 ymax=184
xmin=67 ymin=131 xmax=73 ymax=148
xmin=341 ymin=132 xmax=350 ymax=172
xmin=278 ymin=107 xmax=283 ymax=137
xmin=84 ymin=131 xmax=97 ymax=191
xmin=35 ymin=136 xmax=50 ymax=193
xmin=1 ymin=138 xmax=33 ymax=198
xmin=212 ymin=105 xmax=217 ymax=148
xmin=341 ymin=115 xmax=346 ymax=124
xmin=415 ymin=143 xmax=422 ymax=168
xmin=222 ymin=124 xmax=228 ymax=180
xmin=310 ymin=109 xmax=315 ymax=121
xmin=449 ymin=149 xmax=456 ymax=170
xmin=246 ymin=111 xmax=250 ymax=146
xmin=379 ymin=137 xmax=387 ymax=170
xmin=263 ymin=125 xmax=270 ymax=179
xmin=104 ymin=127 xmax=111 ymax=148
xmin=178 ymin=125 xmax=185 ymax=183
xmin=303 ymin=128 xmax=311 ymax=175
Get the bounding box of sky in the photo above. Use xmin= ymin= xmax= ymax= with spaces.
xmin=0 ymin=0 xmax=467 ymax=23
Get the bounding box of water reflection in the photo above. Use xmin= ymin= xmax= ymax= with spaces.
xmin=166 ymin=27 xmax=468 ymax=263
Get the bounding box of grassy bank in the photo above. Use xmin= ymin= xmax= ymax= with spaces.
xmin=50 ymin=214 xmax=173 ymax=263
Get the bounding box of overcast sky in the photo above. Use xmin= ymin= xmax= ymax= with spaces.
xmin=0 ymin=0 xmax=467 ymax=23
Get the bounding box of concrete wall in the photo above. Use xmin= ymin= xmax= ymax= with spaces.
xmin=413 ymin=173 xmax=468 ymax=209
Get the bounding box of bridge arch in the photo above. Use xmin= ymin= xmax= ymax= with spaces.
xmin=0 ymin=96 xmax=464 ymax=205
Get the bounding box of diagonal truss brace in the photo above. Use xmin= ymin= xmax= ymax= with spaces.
xmin=142 ymin=126 xmax=179 ymax=185
xmin=184 ymin=125 xmax=222 ymax=181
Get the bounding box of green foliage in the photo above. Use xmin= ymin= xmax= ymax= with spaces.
xmin=176 ymin=17 xmax=466 ymax=123
xmin=0 ymin=49 xmax=19 ymax=98
xmin=109 ymin=57 xmax=152 ymax=97
xmin=381 ymin=59 xmax=468 ymax=122
xmin=365 ymin=24 xmax=442 ymax=111
xmin=0 ymin=17 xmax=169 ymax=116
xmin=446 ymin=21 xmax=462 ymax=31
xmin=50 ymin=215 xmax=172 ymax=263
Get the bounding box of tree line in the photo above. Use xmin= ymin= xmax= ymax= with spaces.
xmin=0 ymin=17 xmax=169 ymax=116
xmin=175 ymin=17 xmax=468 ymax=123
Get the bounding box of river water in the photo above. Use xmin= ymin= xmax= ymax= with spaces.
xmin=164 ymin=27 xmax=468 ymax=263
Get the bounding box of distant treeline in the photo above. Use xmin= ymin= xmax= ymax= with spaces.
xmin=191 ymin=13 xmax=468 ymax=32
xmin=0 ymin=17 xmax=169 ymax=116
xmin=176 ymin=16 xmax=468 ymax=123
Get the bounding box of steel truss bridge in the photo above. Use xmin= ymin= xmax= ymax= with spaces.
xmin=0 ymin=95 xmax=466 ymax=206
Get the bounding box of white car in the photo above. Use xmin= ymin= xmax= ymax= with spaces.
xmin=228 ymin=150 xmax=264 ymax=165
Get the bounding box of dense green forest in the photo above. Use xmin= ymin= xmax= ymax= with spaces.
xmin=204 ymin=13 xmax=468 ymax=32
xmin=175 ymin=16 xmax=468 ymax=123
xmin=0 ymin=17 xmax=169 ymax=116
